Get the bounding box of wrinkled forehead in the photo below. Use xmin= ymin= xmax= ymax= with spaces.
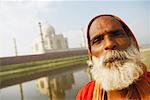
xmin=89 ymin=16 xmax=124 ymax=40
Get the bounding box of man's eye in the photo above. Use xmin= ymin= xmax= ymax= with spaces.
xmin=91 ymin=36 xmax=103 ymax=45
xmin=92 ymin=39 xmax=100 ymax=44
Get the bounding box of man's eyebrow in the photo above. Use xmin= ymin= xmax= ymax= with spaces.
xmin=109 ymin=29 xmax=123 ymax=34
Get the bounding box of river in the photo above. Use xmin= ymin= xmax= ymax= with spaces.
xmin=0 ymin=65 xmax=92 ymax=100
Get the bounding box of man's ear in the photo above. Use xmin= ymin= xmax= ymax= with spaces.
xmin=87 ymin=48 xmax=93 ymax=68
xmin=130 ymin=37 xmax=139 ymax=51
xmin=87 ymin=47 xmax=92 ymax=60
xmin=86 ymin=59 xmax=93 ymax=68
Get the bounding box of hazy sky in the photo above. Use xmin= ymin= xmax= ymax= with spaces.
xmin=0 ymin=1 xmax=149 ymax=57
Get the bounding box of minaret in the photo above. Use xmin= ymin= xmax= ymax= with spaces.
xmin=82 ymin=28 xmax=86 ymax=48
xmin=13 ymin=38 xmax=18 ymax=56
xmin=38 ymin=22 xmax=45 ymax=52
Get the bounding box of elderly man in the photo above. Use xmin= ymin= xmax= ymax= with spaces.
xmin=76 ymin=14 xmax=150 ymax=100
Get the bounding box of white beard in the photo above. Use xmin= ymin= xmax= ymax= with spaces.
xmin=91 ymin=45 xmax=144 ymax=91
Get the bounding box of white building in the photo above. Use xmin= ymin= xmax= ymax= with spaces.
xmin=32 ymin=24 xmax=68 ymax=54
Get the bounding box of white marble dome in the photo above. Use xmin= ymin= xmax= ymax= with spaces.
xmin=41 ymin=24 xmax=55 ymax=35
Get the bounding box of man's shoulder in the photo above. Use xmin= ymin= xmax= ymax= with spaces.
xmin=76 ymin=80 xmax=95 ymax=100
xmin=80 ymin=80 xmax=96 ymax=91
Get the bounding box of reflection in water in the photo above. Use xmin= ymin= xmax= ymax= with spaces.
xmin=0 ymin=66 xmax=91 ymax=100
xmin=19 ymin=83 xmax=24 ymax=100
xmin=36 ymin=72 xmax=75 ymax=100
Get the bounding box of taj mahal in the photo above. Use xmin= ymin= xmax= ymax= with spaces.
xmin=32 ymin=23 xmax=68 ymax=54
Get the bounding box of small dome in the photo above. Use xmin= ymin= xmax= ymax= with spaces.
xmin=41 ymin=24 xmax=55 ymax=35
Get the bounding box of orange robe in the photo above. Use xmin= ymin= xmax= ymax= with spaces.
xmin=76 ymin=72 xmax=150 ymax=100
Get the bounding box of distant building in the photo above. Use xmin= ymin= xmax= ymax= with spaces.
xmin=32 ymin=24 xmax=68 ymax=54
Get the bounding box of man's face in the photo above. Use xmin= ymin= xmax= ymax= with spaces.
xmin=89 ymin=16 xmax=143 ymax=91
xmin=89 ymin=16 xmax=131 ymax=60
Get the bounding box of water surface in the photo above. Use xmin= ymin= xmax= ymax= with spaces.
xmin=0 ymin=66 xmax=91 ymax=100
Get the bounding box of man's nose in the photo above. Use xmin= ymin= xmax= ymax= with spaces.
xmin=104 ymin=37 xmax=117 ymax=50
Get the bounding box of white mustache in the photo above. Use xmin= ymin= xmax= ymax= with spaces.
xmin=101 ymin=45 xmax=141 ymax=65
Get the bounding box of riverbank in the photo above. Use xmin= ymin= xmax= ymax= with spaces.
xmin=0 ymin=55 xmax=88 ymax=88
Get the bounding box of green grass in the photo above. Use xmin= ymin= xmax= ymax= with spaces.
xmin=0 ymin=55 xmax=89 ymax=82
xmin=0 ymin=55 xmax=88 ymax=72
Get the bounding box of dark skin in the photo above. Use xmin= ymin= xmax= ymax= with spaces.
xmin=89 ymin=16 xmax=131 ymax=59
